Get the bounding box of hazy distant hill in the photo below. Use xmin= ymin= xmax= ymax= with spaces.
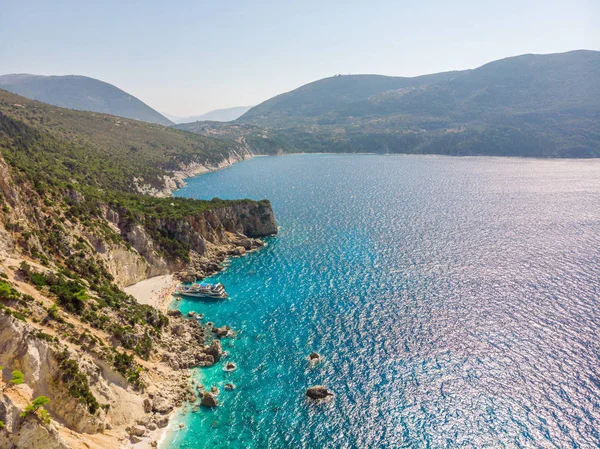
xmin=232 ymin=50 xmax=600 ymax=157
xmin=166 ymin=106 xmax=252 ymax=124
xmin=0 ymin=74 xmax=173 ymax=126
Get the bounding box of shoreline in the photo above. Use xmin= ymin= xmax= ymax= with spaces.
xmin=122 ymin=242 xmax=268 ymax=448
xmin=165 ymin=151 xmax=255 ymax=196
xmin=121 ymin=155 xmax=276 ymax=448
xmin=124 ymin=274 xmax=178 ymax=314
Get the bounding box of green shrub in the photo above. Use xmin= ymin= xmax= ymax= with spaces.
xmin=0 ymin=281 xmax=21 ymax=301
xmin=56 ymin=351 xmax=99 ymax=414
xmin=34 ymin=331 xmax=56 ymax=343
xmin=20 ymin=396 xmax=50 ymax=423
xmin=10 ymin=369 xmax=24 ymax=385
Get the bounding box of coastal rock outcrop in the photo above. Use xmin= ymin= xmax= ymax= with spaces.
xmin=306 ymin=386 xmax=334 ymax=400
xmin=206 ymin=340 xmax=223 ymax=363
xmin=99 ymin=199 xmax=277 ymax=286
xmin=308 ymin=352 xmax=322 ymax=364
xmin=0 ymin=314 xmax=110 ymax=434
xmin=0 ymin=413 xmax=70 ymax=449
xmin=151 ymin=396 xmax=173 ymax=415
xmin=200 ymin=392 xmax=218 ymax=408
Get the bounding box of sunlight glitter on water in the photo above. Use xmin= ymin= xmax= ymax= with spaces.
xmin=163 ymin=154 xmax=600 ymax=448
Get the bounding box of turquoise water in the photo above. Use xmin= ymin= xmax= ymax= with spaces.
xmin=165 ymin=154 xmax=600 ymax=448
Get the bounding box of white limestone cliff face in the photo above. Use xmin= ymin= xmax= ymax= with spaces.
xmin=0 ymin=315 xmax=108 ymax=434
xmin=136 ymin=146 xmax=254 ymax=197
xmin=0 ymin=410 xmax=70 ymax=449
xmin=99 ymin=200 xmax=277 ymax=287
xmin=0 ymin=313 xmax=151 ymax=448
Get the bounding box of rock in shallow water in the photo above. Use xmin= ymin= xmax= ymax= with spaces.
xmin=308 ymin=352 xmax=322 ymax=364
xmin=223 ymin=362 xmax=237 ymax=372
xmin=306 ymin=386 xmax=334 ymax=400
xmin=206 ymin=340 xmax=223 ymax=362
xmin=213 ymin=325 xmax=230 ymax=338
xmin=201 ymin=392 xmax=219 ymax=407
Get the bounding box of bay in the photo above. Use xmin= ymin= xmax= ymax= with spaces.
xmin=164 ymin=154 xmax=600 ymax=448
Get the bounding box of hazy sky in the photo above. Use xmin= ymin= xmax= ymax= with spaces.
xmin=1 ymin=0 xmax=598 ymax=116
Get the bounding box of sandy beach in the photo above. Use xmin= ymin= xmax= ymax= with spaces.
xmin=124 ymin=274 xmax=177 ymax=313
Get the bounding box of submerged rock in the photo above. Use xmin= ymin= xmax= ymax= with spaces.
xmin=201 ymin=392 xmax=219 ymax=407
xmin=188 ymin=311 xmax=196 ymax=317
xmin=224 ymin=383 xmax=236 ymax=391
xmin=306 ymin=386 xmax=334 ymax=400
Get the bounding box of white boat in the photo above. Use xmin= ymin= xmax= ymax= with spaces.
xmin=174 ymin=282 xmax=228 ymax=299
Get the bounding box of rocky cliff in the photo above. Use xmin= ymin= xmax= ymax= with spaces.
xmin=0 ymin=144 xmax=278 ymax=448
xmin=98 ymin=199 xmax=277 ymax=286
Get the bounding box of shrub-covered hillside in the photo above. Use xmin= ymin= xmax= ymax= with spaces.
xmin=0 ymin=89 xmax=247 ymax=194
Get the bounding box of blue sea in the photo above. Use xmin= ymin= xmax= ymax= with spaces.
xmin=164 ymin=154 xmax=600 ymax=448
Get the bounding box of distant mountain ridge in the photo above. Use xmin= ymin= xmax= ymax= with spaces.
xmin=239 ymin=50 xmax=599 ymax=126
xmin=0 ymin=74 xmax=173 ymax=126
xmin=229 ymin=50 xmax=600 ymax=157
xmin=165 ymin=106 xmax=252 ymax=124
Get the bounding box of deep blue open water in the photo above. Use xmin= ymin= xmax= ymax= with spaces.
xmin=164 ymin=154 xmax=600 ymax=448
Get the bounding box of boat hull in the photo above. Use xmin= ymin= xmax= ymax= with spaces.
xmin=175 ymin=291 xmax=228 ymax=299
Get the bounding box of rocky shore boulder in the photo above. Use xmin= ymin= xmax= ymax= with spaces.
xmin=306 ymin=386 xmax=334 ymax=400
xmin=206 ymin=340 xmax=223 ymax=362
xmin=151 ymin=396 xmax=173 ymax=415
xmin=213 ymin=325 xmax=230 ymax=338
xmin=201 ymin=392 xmax=218 ymax=408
